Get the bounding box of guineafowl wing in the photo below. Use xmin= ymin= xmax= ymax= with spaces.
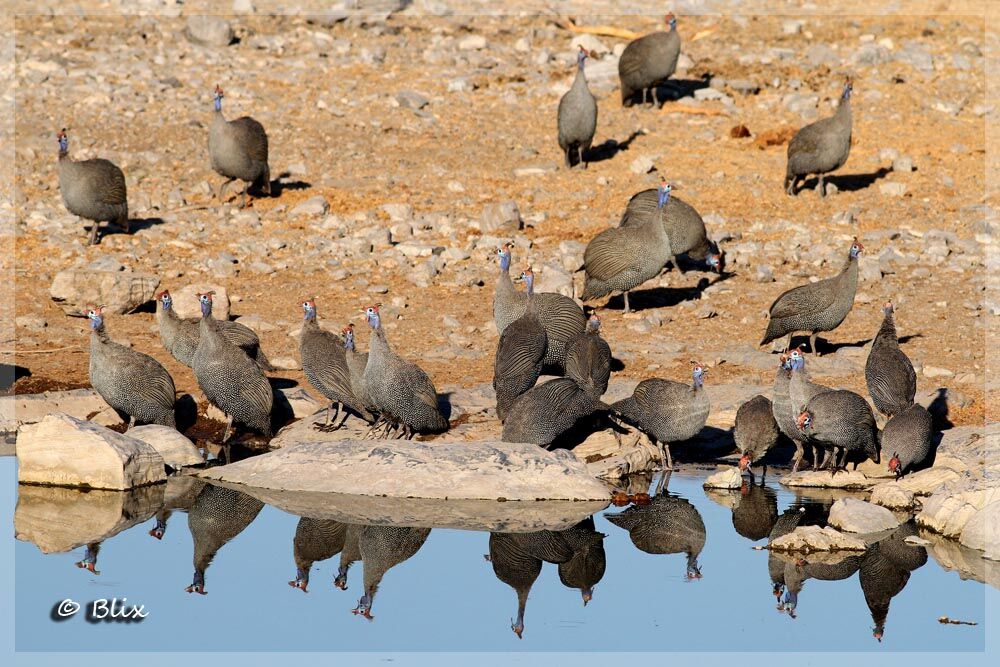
xmin=230 ymin=117 xmax=268 ymax=162
xmin=766 ymin=279 xmax=838 ymax=319
xmin=583 ymin=229 xmax=646 ymax=281
xmin=132 ymin=355 xmax=176 ymax=409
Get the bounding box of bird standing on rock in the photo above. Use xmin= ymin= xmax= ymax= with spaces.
xmin=785 ymin=78 xmax=853 ymax=197
xmin=618 ymin=13 xmax=681 ymax=107
xmin=865 ymin=301 xmax=917 ymax=419
xmin=558 ymin=46 xmax=598 ymax=168
xmin=760 ymin=237 xmax=863 ymax=354
xmin=582 ymin=181 xmax=676 ymax=313
xmin=883 ymin=404 xmax=934 ymax=479
xmin=796 ymin=389 xmax=879 ymax=471
xmin=57 ymin=129 xmax=128 ymax=245
xmin=493 ymin=268 xmax=548 ymax=422
xmin=209 ymin=85 xmax=271 ymax=208
xmin=735 ymin=394 xmax=779 ymax=483
xmin=86 ymin=306 xmax=176 ymax=429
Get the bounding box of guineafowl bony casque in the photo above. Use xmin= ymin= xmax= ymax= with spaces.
xmin=155 ymin=290 xmax=273 ymax=371
xmin=618 ymin=13 xmax=681 ymax=107
xmin=57 ymin=129 xmax=128 ymax=245
xmin=299 ymin=298 xmax=375 ymax=431
xmin=86 ymin=306 xmax=176 ymax=429
xmin=493 ymin=243 xmax=586 ymax=368
xmin=493 ymin=268 xmax=548 ymax=422
xmin=785 ymin=78 xmax=853 ymax=197
xmin=209 ymin=85 xmax=271 ymax=208
xmin=760 ymin=237 xmax=863 ymax=354
xmin=582 ymin=181 xmax=676 ymax=313
xmin=865 ymin=301 xmax=917 ymax=419
xmin=558 ymin=46 xmax=598 ymax=168
xmin=191 ymin=292 xmax=274 ymax=458
xmin=618 ymin=187 xmax=723 ymax=274
xmin=361 ymin=304 xmax=448 ymax=439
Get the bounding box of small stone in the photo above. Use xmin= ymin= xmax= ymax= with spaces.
xmin=395 ymin=90 xmax=429 ymax=110
xmin=458 ymin=34 xmax=487 ymax=50
xmin=480 ymin=201 xmax=523 ymax=233
xmin=570 ymin=34 xmax=609 ymax=57
xmin=15 ymin=315 xmax=47 ymax=331
xmin=232 ymin=0 xmax=255 ymax=13
xmin=879 ymin=182 xmax=908 ymax=197
xmin=782 ymin=20 xmax=803 ymax=35
xmin=382 ymin=203 xmax=413 ymax=222
xmin=291 ymin=196 xmax=329 ymax=217
xmin=754 ymin=265 xmax=774 ymax=283
xmin=185 ymin=16 xmax=234 ymax=47
xmin=703 ymin=466 xmax=742 ymax=489
xmin=922 ymin=365 xmax=954 ymax=379
xmin=859 ymin=257 xmax=883 ymax=283
xmin=630 ymin=155 xmax=656 ymax=175
xmin=892 ymin=156 xmax=914 ymax=172
xmin=695 ymin=304 xmax=717 ymax=319
xmin=270 ymin=356 xmax=301 ymax=371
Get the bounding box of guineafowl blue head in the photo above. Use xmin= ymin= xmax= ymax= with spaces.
xmin=75 ymin=543 xmax=100 ymax=574
xmin=657 ymin=181 xmax=672 ymax=208
xmin=334 ymin=564 xmax=350 ymax=590
xmin=149 ymin=517 xmax=167 ymax=540
xmin=666 ymin=13 xmax=677 ymax=30
xmin=517 ymin=267 xmax=535 ymax=295
xmin=301 ymin=299 xmax=317 ymax=321
xmin=157 ymin=290 xmax=173 ymax=311
xmin=685 ymin=553 xmax=702 ymax=580
xmin=497 ymin=243 xmax=512 ymax=272
xmin=352 ymin=594 xmax=374 ymax=620
xmin=342 ymin=323 xmax=356 ymax=351
xmin=882 ymin=300 xmax=894 ymax=316
xmin=586 ymin=313 xmax=601 ymax=333
xmin=796 ymin=410 xmax=812 ymax=432
xmin=213 ymin=84 xmax=224 ymax=111
xmin=57 ymin=128 xmax=68 ymax=155
xmin=197 ymin=291 xmax=215 ymax=318
xmin=788 ymin=347 xmax=806 ymax=371
xmin=691 ymin=361 xmax=705 ymax=388
xmin=288 ymin=567 xmax=309 ymax=593
xmin=186 ymin=570 xmax=207 ymax=595
xmin=363 ymin=304 xmax=382 ymax=329
xmin=842 ymin=78 xmax=853 ymax=100
xmin=782 ymin=589 xmax=798 ymax=617
xmin=85 ymin=306 xmax=104 ymax=330
xmin=849 ymin=237 xmax=864 ymax=259
xmin=576 ymin=45 xmax=589 ymax=69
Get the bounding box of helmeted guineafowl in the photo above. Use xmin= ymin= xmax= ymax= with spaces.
xmin=772 ymin=353 xmax=810 ymax=472
xmin=155 ymin=290 xmax=272 ymax=371
xmin=735 ymin=394 xmax=779 ymax=483
xmin=361 ymin=304 xmax=448 ymax=438
xmin=610 ymin=362 xmax=711 ymax=473
xmin=86 ymin=306 xmax=176 ymax=429
xmin=557 ymin=518 xmax=607 ymax=606
xmin=618 ymin=188 xmax=724 ymax=274
xmin=582 ymin=182 xmax=676 ymax=313
xmin=334 ymin=524 xmax=363 ymax=591
xmin=604 ymin=493 xmax=705 ymax=579
xmin=760 ymin=238 xmax=863 ymax=354
xmin=501 ymin=377 xmax=608 ymax=447
xmin=618 ymin=13 xmax=681 ymax=107
xmin=859 ymin=523 xmax=927 ymax=641
xmin=883 ymin=404 xmax=934 ymax=479
xmin=299 ymin=299 xmax=374 ymax=430
xmin=342 ymin=324 xmax=378 ymax=419
xmin=184 ymin=484 xmax=264 ymax=594
xmin=57 ymin=129 xmax=128 ymax=245
xmin=488 ymin=531 xmax=574 ymax=638
xmin=785 ymin=79 xmax=853 ymax=197
xmin=787 ymin=347 xmax=833 ymax=469
xmin=797 ymin=389 xmax=879 ymax=471
xmin=288 ymin=518 xmax=350 ymax=593
xmin=191 ymin=292 xmax=274 ymax=457
xmin=209 ymin=85 xmax=271 ymax=208
xmin=148 ymin=477 xmax=207 ymax=541
xmin=493 ymin=243 xmax=586 ymax=367
xmin=351 ymin=526 xmax=431 ymax=620
xmin=493 ymin=268 xmax=547 ymax=422
xmin=564 ymin=313 xmax=612 ymax=398
xmin=865 ymin=301 xmax=917 ymax=418
xmin=558 ymin=46 xmax=598 ymax=168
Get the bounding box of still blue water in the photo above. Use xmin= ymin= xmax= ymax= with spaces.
xmin=4 ymin=455 xmax=987 ymax=653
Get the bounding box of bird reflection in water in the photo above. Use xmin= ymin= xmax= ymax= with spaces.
xmin=287 ymin=518 xmax=352 ymax=593
xmin=74 ymin=542 xmax=100 ymax=575
xmin=351 ymin=526 xmax=431 ymax=620
xmin=184 ymin=484 xmax=264 ymax=595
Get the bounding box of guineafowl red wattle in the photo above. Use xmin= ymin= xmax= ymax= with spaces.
xmin=734 ymin=394 xmax=779 ymax=483
xmin=361 ymin=304 xmax=448 ymax=438
xmin=604 ymin=493 xmax=705 ymax=579
xmin=564 ymin=313 xmax=612 ymax=398
xmin=785 ymin=78 xmax=854 ymax=197
xmin=618 ymin=187 xmax=724 ymax=274
xmin=582 ymin=181 xmax=676 ymax=313
xmin=610 ymin=362 xmax=711 ymax=474
xmin=289 ymin=518 xmax=350 ymax=593
xmin=488 ymin=530 xmax=574 ymax=639
xmin=493 ymin=268 xmax=548 ymax=422
xmin=57 ymin=129 xmax=128 ymax=245
xmin=155 ymin=290 xmax=273 ymax=371
xmin=883 ymin=404 xmax=934 ymax=479
xmin=760 ymin=238 xmax=863 ymax=354
xmin=185 ymin=484 xmax=264 ymax=595
xmin=208 ymin=85 xmax=271 ymax=208
xmin=86 ymin=306 xmax=176 ymax=429
xmin=557 ymin=46 xmax=598 ymax=168
xmin=299 ymin=299 xmax=375 ymax=431
xmin=796 ymin=389 xmax=879 ymax=471
xmin=618 ymin=13 xmax=681 ymax=107
xmin=492 ymin=243 xmax=586 ymax=368
xmin=351 ymin=526 xmax=431 ymax=621
xmin=191 ymin=291 xmax=274 ymax=457
xmin=865 ymin=301 xmax=917 ymax=418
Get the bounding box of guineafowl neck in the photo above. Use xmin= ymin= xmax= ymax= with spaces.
xmin=369 ymin=325 xmax=391 ymax=357
xmin=496 ymin=268 xmax=519 ymax=307
xmin=876 ymin=314 xmax=897 ymax=344
xmin=90 ymin=327 xmax=110 ymax=345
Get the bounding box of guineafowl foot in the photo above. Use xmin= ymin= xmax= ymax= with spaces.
xmin=809 ymin=333 xmax=820 ymax=356
xmin=313 ymin=422 xmax=342 ymax=433
xmin=817 ymin=175 xmax=826 ymax=197
xmin=217 ymin=178 xmax=235 ymax=203
xmin=623 ymin=291 xmax=631 ymax=314
xmin=88 ymin=222 xmax=100 ymax=245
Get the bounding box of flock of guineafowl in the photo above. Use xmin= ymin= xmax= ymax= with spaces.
xmin=69 ymin=13 xmax=933 ymax=482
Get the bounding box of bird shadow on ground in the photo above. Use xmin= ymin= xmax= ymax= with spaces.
xmin=925 ymin=387 xmax=954 ymax=430
xmin=656 ymin=76 xmax=712 ymax=104
xmin=99 ymin=217 xmax=167 ymax=240
xmin=603 ymin=272 xmax=733 ymax=312
xmin=270 ymin=172 xmax=311 ymax=197
xmin=586 ymin=130 xmax=645 ymax=164
xmin=437 ymin=392 xmax=455 ymax=421
xmin=0 ymin=364 xmax=31 ymax=392
xmin=802 ymin=167 xmax=891 ymax=194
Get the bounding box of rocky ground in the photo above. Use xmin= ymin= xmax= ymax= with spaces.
xmin=5 ymin=4 xmax=994 ymax=433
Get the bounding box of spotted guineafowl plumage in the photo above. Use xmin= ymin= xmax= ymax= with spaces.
xmin=351 ymin=526 xmax=431 ymax=620
xmin=797 ymin=389 xmax=879 ymax=470
xmin=209 ymin=85 xmax=271 ymax=208
xmin=493 ymin=268 xmax=547 ymax=422
xmin=501 ymin=377 xmax=608 ymax=447
xmin=604 ymin=493 xmax=705 ymax=579
xmin=86 ymin=306 xmax=176 ymax=429
xmin=618 ymin=188 xmax=723 ymax=273
xmin=288 ymin=518 xmax=350 ymax=593
xmin=564 ymin=314 xmax=612 ymax=398
xmin=865 ymin=301 xmax=917 ymax=418
xmin=735 ymin=394 xmax=780 ymax=482
xmin=883 ymin=404 xmax=934 ymax=479
xmin=785 ymin=79 xmax=853 ymax=197
xmin=185 ymin=484 xmax=264 ymax=594
xmin=558 ymin=47 xmax=598 ymax=168
xmin=556 ymin=518 xmax=607 ymax=606
xmin=489 ymin=530 xmax=574 ymax=638
xmin=618 ymin=13 xmax=681 ymax=107
xmin=57 ymin=129 xmax=128 ymax=245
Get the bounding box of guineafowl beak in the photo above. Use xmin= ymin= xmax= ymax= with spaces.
xmin=352 ymin=595 xmax=374 ymax=620
xmin=511 ymin=617 xmax=524 ymax=639
xmin=334 ymin=565 xmax=350 ymax=590
xmin=773 ymin=583 xmax=784 ymax=601
xmin=738 ymin=454 xmax=751 ymax=471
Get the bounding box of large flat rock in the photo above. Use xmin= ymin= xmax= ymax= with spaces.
xmin=49 ymin=268 xmax=159 ymax=315
xmin=202 ymin=480 xmax=607 ymax=533
xmin=1 ymin=388 xmax=118 ymax=433
xmin=128 ymin=425 xmax=203 ymax=468
xmin=780 ymin=469 xmax=875 ymax=490
xmin=932 ymin=425 xmax=988 ymax=474
xmin=959 ymin=501 xmax=1000 ymax=560
xmin=916 ymin=466 xmax=1000 ymax=538
xmin=197 ymin=439 xmax=612 ymax=502
xmin=828 ymin=497 xmax=901 ymax=533
xmin=17 ymin=413 xmax=167 ymax=490
xmin=769 ymin=525 xmax=868 ymax=553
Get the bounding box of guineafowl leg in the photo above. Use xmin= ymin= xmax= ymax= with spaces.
xmin=564 ymin=148 xmax=573 ymax=169
xmin=791 ymin=441 xmax=803 ymax=473
xmin=262 ymin=165 xmax=272 ymax=195
xmin=809 ymin=332 xmax=819 ymax=356
xmin=315 ymin=402 xmax=343 ymax=432
xmin=239 ymin=182 xmax=249 ymax=209
xmin=578 ymin=146 xmax=587 ymax=169
xmin=784 ymin=175 xmax=795 ymax=196
xmin=88 ymin=221 xmax=100 ymax=245
xmin=118 ymin=212 xmax=129 ymax=234
xmin=126 ymin=415 xmax=136 ymax=431
xmin=336 ymin=408 xmax=352 ymax=429
xmin=623 ymin=291 xmax=631 ymax=314
xmin=218 ymin=178 xmax=235 ymax=202
xmin=761 ymin=462 xmax=768 ymax=483
xmin=817 ymin=174 xmax=826 ymax=197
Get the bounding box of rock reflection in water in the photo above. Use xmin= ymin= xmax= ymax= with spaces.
xmin=185 ymin=484 xmax=264 ymax=595
xmin=604 ymin=491 xmax=706 ymax=580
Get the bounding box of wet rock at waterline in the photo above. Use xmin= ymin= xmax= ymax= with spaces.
xmin=127 ymin=425 xmax=203 ymax=468
xmin=827 ymin=497 xmax=901 ymax=533
xmin=703 ymin=466 xmax=743 ymax=489
xmin=768 ymin=525 xmax=868 ymax=552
